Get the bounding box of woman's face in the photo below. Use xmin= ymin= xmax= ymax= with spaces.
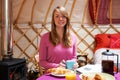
xmin=53 ymin=10 xmax=67 ymax=28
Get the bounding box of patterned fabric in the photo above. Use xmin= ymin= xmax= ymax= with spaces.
xmin=110 ymin=34 xmax=120 ymax=48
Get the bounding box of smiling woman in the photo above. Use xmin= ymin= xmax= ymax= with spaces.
xmin=39 ymin=6 xmax=78 ymax=71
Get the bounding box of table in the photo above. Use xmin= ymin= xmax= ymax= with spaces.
xmin=36 ymin=72 xmax=120 ymax=80
xmin=36 ymin=73 xmax=80 ymax=80
xmin=114 ymin=72 xmax=120 ymax=80
xmin=36 ymin=64 xmax=120 ymax=80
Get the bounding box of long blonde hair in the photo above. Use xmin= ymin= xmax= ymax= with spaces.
xmin=49 ymin=6 xmax=72 ymax=47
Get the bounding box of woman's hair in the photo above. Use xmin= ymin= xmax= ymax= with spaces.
xmin=49 ymin=6 xmax=72 ymax=47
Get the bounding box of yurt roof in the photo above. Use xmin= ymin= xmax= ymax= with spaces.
xmin=12 ymin=0 xmax=91 ymax=24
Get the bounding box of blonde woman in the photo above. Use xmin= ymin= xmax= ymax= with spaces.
xmin=39 ymin=6 xmax=78 ymax=71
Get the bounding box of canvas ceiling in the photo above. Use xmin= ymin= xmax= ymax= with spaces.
xmin=12 ymin=0 xmax=91 ymax=24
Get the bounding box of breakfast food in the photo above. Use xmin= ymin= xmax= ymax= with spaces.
xmin=82 ymin=75 xmax=93 ymax=80
xmin=82 ymin=75 xmax=88 ymax=80
xmin=82 ymin=73 xmax=104 ymax=80
xmin=47 ymin=67 xmax=71 ymax=75
xmin=93 ymin=74 xmax=104 ymax=80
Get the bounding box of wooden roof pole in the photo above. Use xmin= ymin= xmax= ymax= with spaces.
xmin=92 ymin=0 xmax=103 ymax=33
xmin=13 ymin=0 xmax=26 ymax=25
xmin=109 ymin=0 xmax=120 ymax=33
xmin=109 ymin=0 xmax=112 ymax=25
xmin=81 ymin=0 xmax=88 ymax=26
xmin=69 ymin=0 xmax=76 ymax=18
xmin=63 ymin=0 xmax=68 ymax=7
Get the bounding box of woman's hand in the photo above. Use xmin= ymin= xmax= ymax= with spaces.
xmin=58 ymin=60 xmax=66 ymax=68
xmin=59 ymin=60 xmax=79 ymax=69
xmin=73 ymin=62 xmax=79 ymax=69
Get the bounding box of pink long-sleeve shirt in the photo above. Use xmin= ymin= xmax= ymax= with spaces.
xmin=39 ymin=32 xmax=77 ymax=69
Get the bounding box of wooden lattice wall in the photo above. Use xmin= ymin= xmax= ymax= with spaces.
xmin=13 ymin=24 xmax=120 ymax=71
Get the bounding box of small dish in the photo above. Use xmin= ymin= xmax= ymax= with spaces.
xmin=50 ymin=73 xmax=65 ymax=77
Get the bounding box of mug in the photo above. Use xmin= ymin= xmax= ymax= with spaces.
xmin=66 ymin=60 xmax=76 ymax=70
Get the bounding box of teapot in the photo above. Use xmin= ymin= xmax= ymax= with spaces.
xmin=102 ymin=49 xmax=119 ymax=75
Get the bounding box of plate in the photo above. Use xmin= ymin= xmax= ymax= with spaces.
xmin=50 ymin=73 xmax=65 ymax=77
xmin=79 ymin=72 xmax=115 ymax=80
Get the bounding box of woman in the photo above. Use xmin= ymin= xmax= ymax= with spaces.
xmin=39 ymin=6 xmax=78 ymax=70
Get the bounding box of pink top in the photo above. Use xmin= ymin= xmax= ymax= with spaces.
xmin=39 ymin=32 xmax=77 ymax=69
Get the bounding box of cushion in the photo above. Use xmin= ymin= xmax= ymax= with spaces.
xmin=110 ymin=34 xmax=120 ymax=48
xmin=94 ymin=34 xmax=110 ymax=52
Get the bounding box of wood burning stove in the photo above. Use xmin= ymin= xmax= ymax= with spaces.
xmin=0 ymin=58 xmax=26 ymax=80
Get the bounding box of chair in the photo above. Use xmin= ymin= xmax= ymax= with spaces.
xmin=35 ymin=54 xmax=44 ymax=76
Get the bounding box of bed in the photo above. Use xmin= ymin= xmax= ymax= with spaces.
xmin=93 ymin=34 xmax=120 ymax=71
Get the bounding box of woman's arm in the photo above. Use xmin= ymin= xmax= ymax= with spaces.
xmin=39 ymin=33 xmax=59 ymax=69
xmin=72 ymin=34 xmax=79 ymax=69
xmin=72 ymin=33 xmax=77 ymax=59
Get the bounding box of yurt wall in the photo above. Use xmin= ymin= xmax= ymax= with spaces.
xmin=1 ymin=0 xmax=120 ymax=71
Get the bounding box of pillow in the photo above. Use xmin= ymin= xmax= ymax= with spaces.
xmin=94 ymin=34 xmax=110 ymax=52
xmin=110 ymin=34 xmax=120 ymax=48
